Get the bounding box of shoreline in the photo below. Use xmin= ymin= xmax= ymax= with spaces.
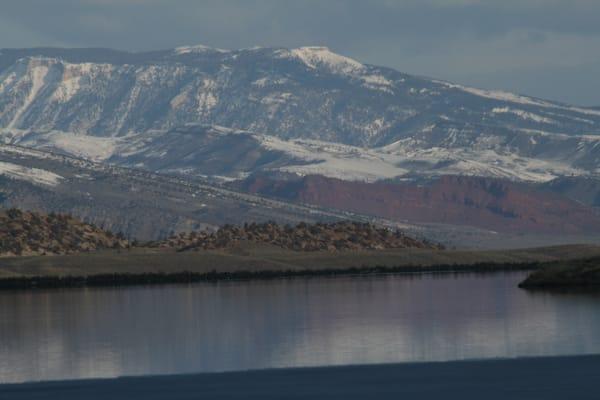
xmin=2 ymin=243 xmax=599 ymax=290
xmin=0 ymin=261 xmax=537 ymax=290
xmin=2 ymin=355 xmax=599 ymax=399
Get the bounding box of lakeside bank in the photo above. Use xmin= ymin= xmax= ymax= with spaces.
xmin=1 ymin=243 xmax=600 ymax=289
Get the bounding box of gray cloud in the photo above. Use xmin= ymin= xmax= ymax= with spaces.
xmin=1 ymin=0 xmax=599 ymax=105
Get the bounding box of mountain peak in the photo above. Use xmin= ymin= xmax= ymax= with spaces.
xmin=285 ymin=46 xmax=365 ymax=74
xmin=174 ymin=44 xmax=230 ymax=55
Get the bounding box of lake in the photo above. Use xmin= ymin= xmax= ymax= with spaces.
xmin=1 ymin=272 xmax=600 ymax=383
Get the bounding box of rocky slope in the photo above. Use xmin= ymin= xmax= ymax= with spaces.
xmin=157 ymin=221 xmax=441 ymax=252
xmin=0 ymin=208 xmax=128 ymax=256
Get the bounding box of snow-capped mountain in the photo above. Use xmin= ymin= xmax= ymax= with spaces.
xmin=1 ymin=45 xmax=600 ymax=183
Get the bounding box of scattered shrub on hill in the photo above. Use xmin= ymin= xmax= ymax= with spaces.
xmin=0 ymin=208 xmax=129 ymax=256
xmin=157 ymin=221 xmax=442 ymax=252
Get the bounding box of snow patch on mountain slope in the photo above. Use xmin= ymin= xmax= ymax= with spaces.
xmin=170 ymin=88 xmax=190 ymax=109
xmin=2 ymin=128 xmax=596 ymax=185
xmin=288 ymin=47 xmax=365 ymax=74
xmin=7 ymin=59 xmax=49 ymax=129
xmin=491 ymin=107 xmax=555 ymax=124
xmin=543 ymin=111 xmax=595 ymax=125
xmin=570 ymin=107 xmax=600 ymax=117
xmin=361 ymin=74 xmax=393 ymax=86
xmin=257 ymin=134 xmax=580 ymax=183
xmin=1 ymin=124 xmax=592 ymax=184
xmin=252 ymin=77 xmax=269 ymax=87
xmin=405 ymin=147 xmax=573 ymax=182
xmin=435 ymin=80 xmax=554 ymax=107
xmin=459 ymin=86 xmax=553 ymax=108
xmin=50 ymin=62 xmax=114 ymax=104
xmin=197 ymin=79 xmax=218 ymax=114
xmin=19 ymin=131 xmax=119 ymax=162
xmin=260 ymin=93 xmax=295 ymax=117
xmin=0 ymin=160 xmax=63 ymax=186
xmin=0 ymin=128 xmax=30 ymax=144
xmin=361 ymin=118 xmax=391 ymax=138
xmin=258 ymin=136 xmax=408 ymax=182
xmin=174 ymin=45 xmax=229 ymax=55
xmin=280 ymin=47 xmax=394 ymax=94
xmin=437 ymin=80 xmax=600 ymax=117
xmin=51 ymin=74 xmax=80 ymax=103
xmin=360 ymin=74 xmax=394 ymax=93
xmin=252 ymin=77 xmax=290 ymax=87
xmin=0 ymin=71 xmax=18 ymax=95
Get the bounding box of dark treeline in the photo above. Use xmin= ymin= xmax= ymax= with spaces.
xmin=0 ymin=261 xmax=542 ymax=290
xmin=518 ymin=257 xmax=600 ymax=289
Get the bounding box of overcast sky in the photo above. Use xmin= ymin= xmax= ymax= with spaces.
xmin=1 ymin=0 xmax=599 ymax=106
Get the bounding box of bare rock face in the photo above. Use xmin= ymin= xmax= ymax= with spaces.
xmin=0 ymin=208 xmax=129 ymax=256
xmin=157 ymin=221 xmax=442 ymax=252
xmin=238 ymin=174 xmax=600 ymax=235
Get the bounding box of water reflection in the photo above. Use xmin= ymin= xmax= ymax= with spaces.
xmin=1 ymin=272 xmax=600 ymax=383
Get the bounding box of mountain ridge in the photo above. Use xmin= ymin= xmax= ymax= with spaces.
xmin=1 ymin=44 xmax=599 ymax=184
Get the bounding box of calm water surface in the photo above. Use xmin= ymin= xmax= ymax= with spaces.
xmin=1 ymin=272 xmax=600 ymax=383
